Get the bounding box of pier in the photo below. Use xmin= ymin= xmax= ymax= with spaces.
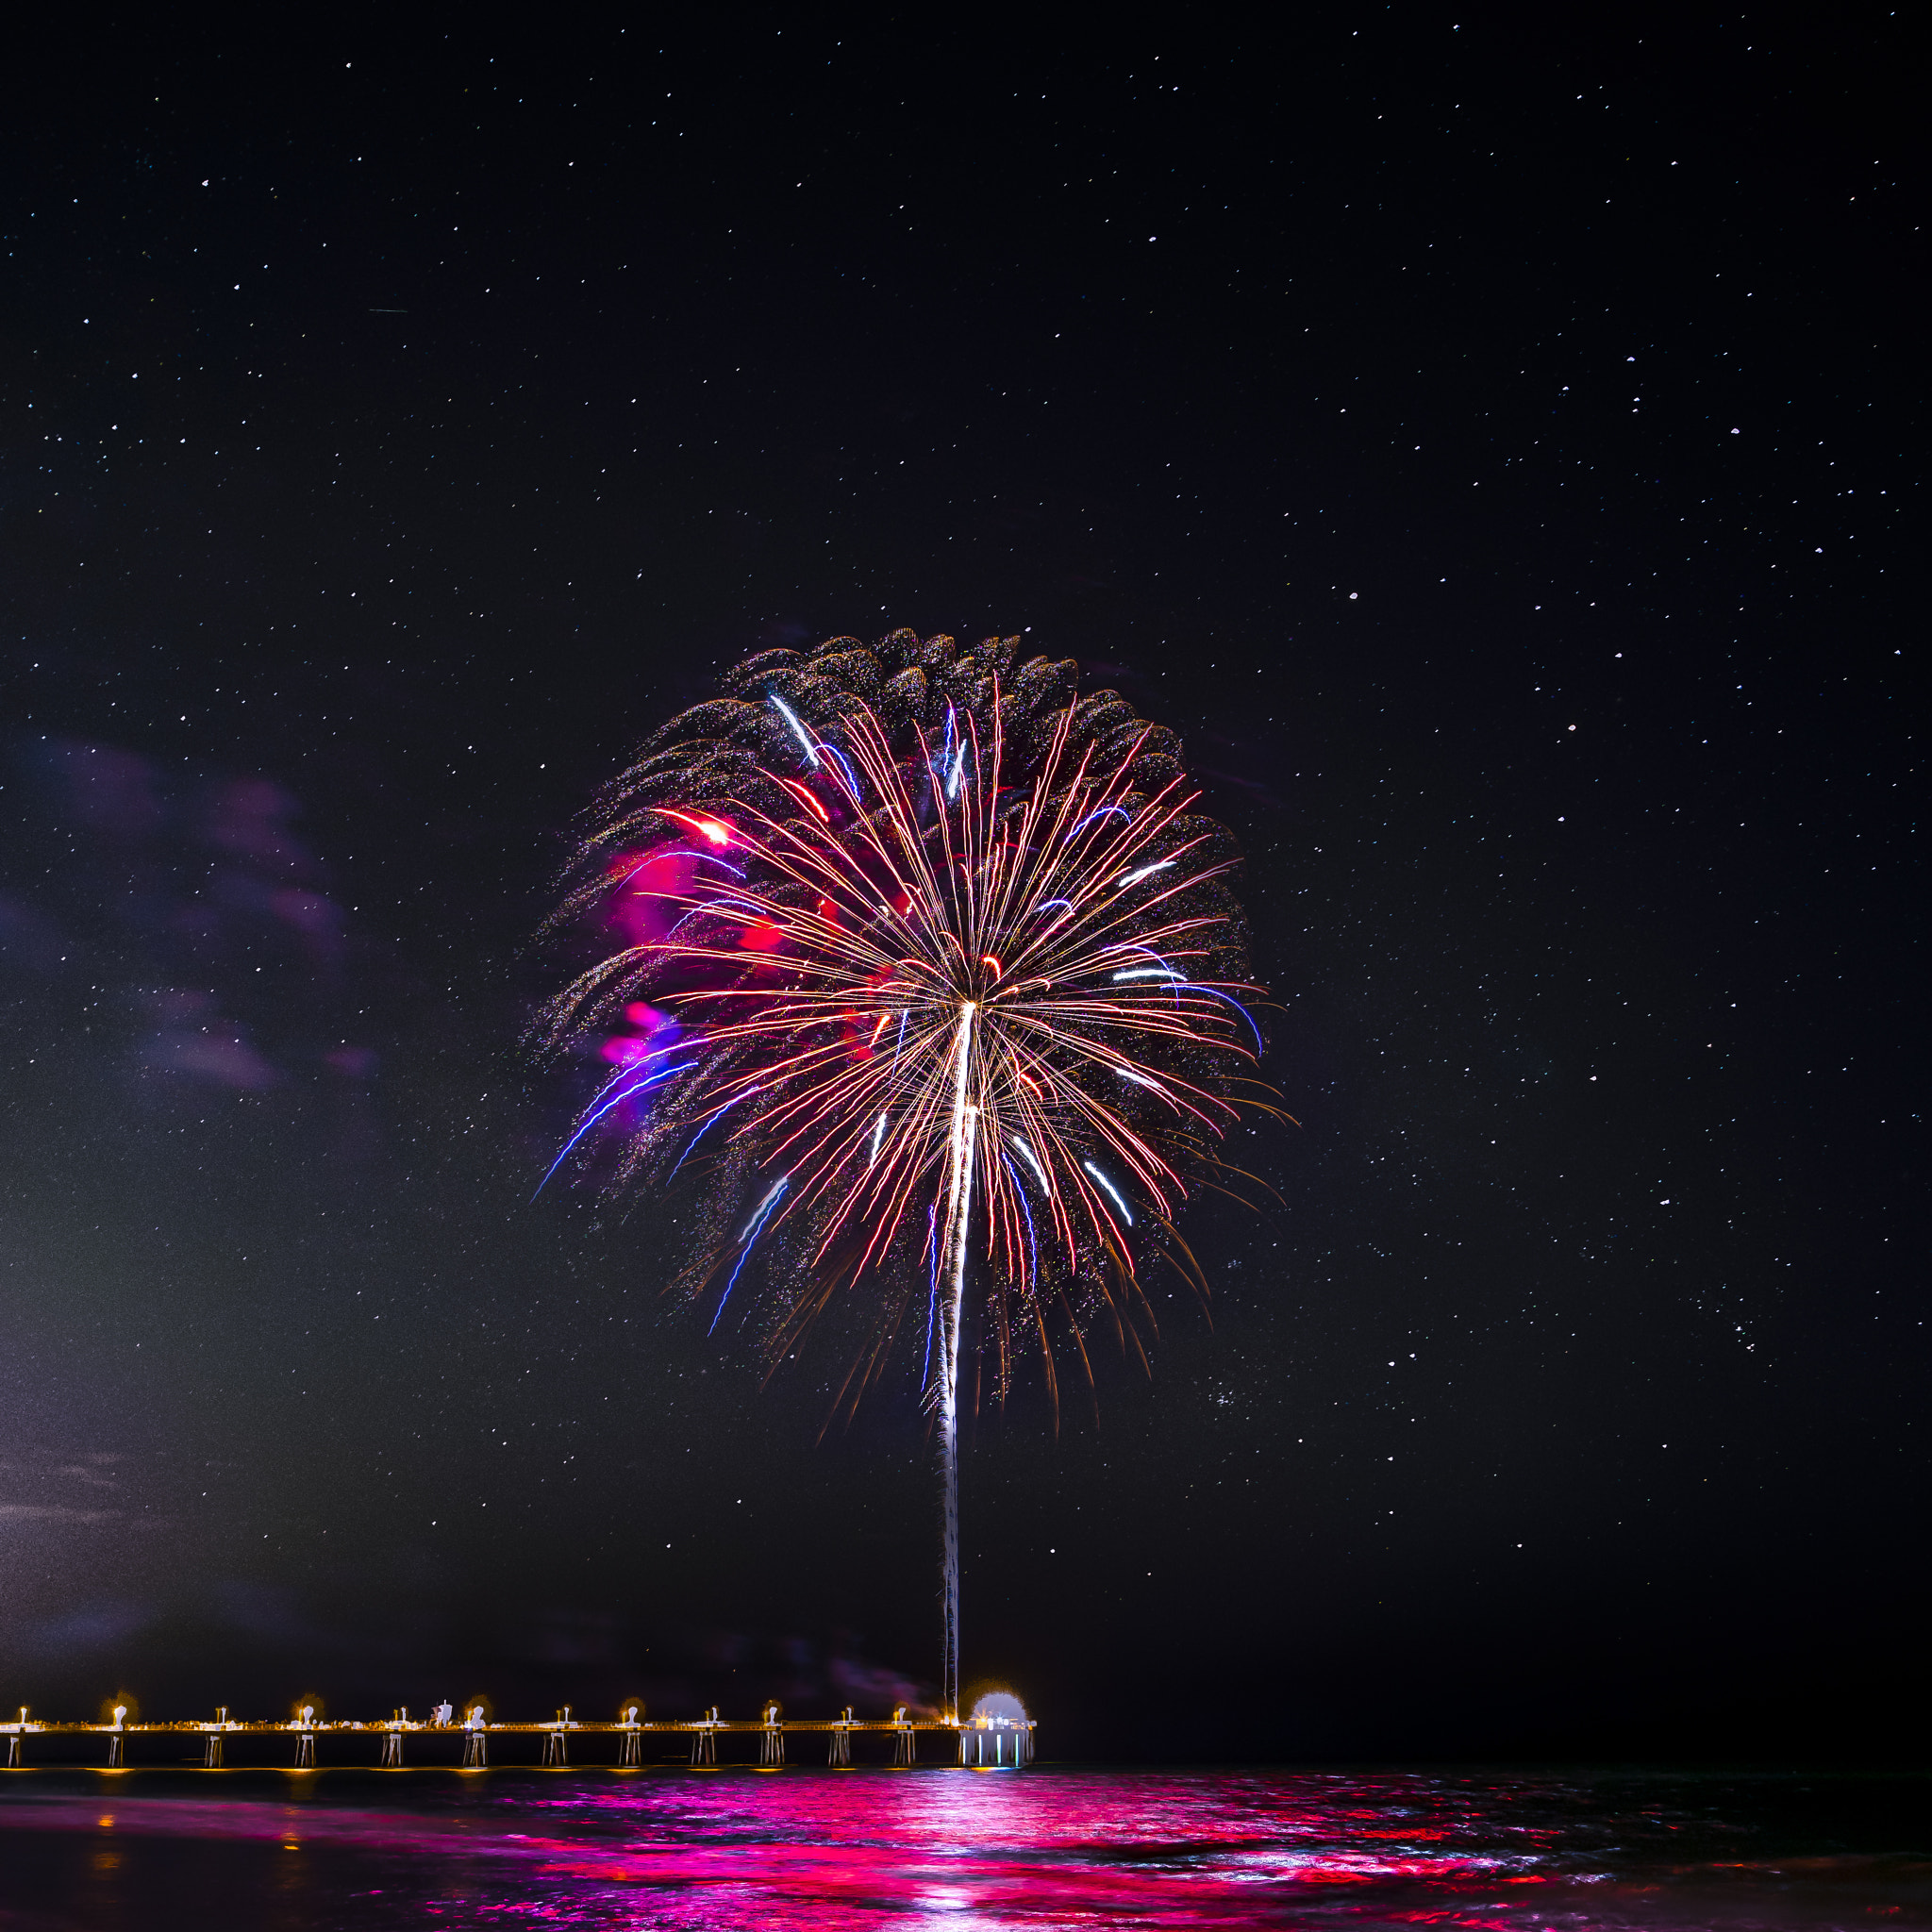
xmin=1 ymin=1703 xmax=1035 ymax=1770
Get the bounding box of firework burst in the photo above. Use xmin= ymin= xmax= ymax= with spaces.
xmin=536 ymin=630 xmax=1275 ymax=1715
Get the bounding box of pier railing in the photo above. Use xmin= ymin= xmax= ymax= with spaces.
xmin=1 ymin=1705 xmax=1035 ymax=1769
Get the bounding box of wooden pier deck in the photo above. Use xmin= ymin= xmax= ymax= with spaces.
xmin=2 ymin=1706 xmax=1036 ymax=1769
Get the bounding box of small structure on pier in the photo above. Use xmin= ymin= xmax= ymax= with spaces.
xmin=617 ymin=1702 xmax=644 ymax=1767
xmin=688 ymin=1706 xmax=723 ymax=1766
xmin=827 ymin=1706 xmax=854 ymax=1766
xmin=541 ymin=1707 xmax=577 ymax=1767
xmin=962 ymin=1691 xmax=1034 ymax=1767
xmin=201 ymin=1708 xmax=236 ymax=1769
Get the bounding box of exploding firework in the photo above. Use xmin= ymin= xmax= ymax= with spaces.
xmin=536 ymin=630 xmax=1274 ymax=1715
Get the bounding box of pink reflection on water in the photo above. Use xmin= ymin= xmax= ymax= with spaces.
xmin=2 ymin=1770 xmax=1926 ymax=1929
xmin=512 ymin=1772 xmax=1538 ymax=1924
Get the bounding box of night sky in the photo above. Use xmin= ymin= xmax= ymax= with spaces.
xmin=1 ymin=16 xmax=1920 ymax=1763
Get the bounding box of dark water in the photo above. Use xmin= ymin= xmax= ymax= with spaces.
xmin=1 ymin=1766 xmax=1926 ymax=1927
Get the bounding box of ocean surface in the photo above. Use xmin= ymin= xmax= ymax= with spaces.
xmin=1 ymin=1764 xmax=1925 ymax=1927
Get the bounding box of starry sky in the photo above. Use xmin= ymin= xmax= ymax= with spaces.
xmin=0 ymin=16 xmax=1920 ymax=1760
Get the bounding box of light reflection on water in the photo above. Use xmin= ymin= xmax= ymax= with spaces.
xmin=1 ymin=1766 xmax=1926 ymax=1927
